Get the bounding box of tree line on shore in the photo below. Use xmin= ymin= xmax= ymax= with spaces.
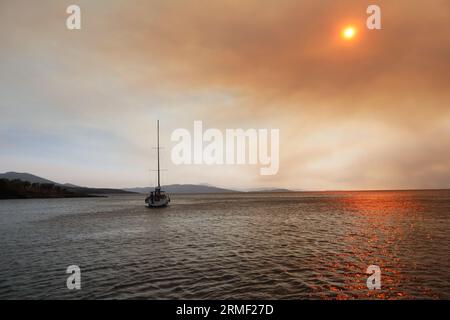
xmin=0 ymin=179 xmax=90 ymax=199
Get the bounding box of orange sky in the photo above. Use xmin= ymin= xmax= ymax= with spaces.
xmin=0 ymin=0 xmax=449 ymax=189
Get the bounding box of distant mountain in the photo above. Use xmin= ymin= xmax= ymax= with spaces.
xmin=62 ymin=183 xmax=81 ymax=188
xmin=124 ymin=184 xmax=237 ymax=194
xmin=124 ymin=184 xmax=294 ymax=194
xmin=0 ymin=172 xmax=55 ymax=184
xmin=0 ymin=172 xmax=292 ymax=196
xmin=241 ymin=187 xmax=293 ymax=193
xmin=65 ymin=186 xmax=135 ymax=195
xmin=0 ymin=172 xmax=134 ymax=195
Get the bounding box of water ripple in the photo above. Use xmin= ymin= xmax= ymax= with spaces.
xmin=0 ymin=191 xmax=449 ymax=299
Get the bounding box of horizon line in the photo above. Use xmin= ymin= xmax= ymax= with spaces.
xmin=2 ymin=171 xmax=449 ymax=193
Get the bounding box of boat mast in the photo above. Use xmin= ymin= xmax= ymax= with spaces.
xmin=157 ymin=120 xmax=160 ymax=189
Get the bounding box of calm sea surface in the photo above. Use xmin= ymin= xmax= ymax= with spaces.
xmin=0 ymin=191 xmax=449 ymax=299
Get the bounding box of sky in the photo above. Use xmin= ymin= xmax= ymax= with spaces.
xmin=0 ymin=0 xmax=449 ymax=190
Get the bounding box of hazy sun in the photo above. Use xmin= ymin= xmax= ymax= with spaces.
xmin=342 ymin=26 xmax=356 ymax=40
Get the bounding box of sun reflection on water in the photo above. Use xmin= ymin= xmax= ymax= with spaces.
xmin=310 ymin=191 xmax=441 ymax=299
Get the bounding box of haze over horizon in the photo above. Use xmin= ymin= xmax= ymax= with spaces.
xmin=1 ymin=0 xmax=449 ymax=190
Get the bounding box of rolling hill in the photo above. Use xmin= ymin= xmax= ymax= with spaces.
xmin=124 ymin=184 xmax=236 ymax=194
xmin=0 ymin=172 xmax=134 ymax=195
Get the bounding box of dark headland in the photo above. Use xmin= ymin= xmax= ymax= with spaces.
xmin=0 ymin=172 xmax=294 ymax=199
xmin=0 ymin=172 xmax=135 ymax=200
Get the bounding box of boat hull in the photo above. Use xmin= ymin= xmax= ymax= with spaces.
xmin=145 ymin=194 xmax=170 ymax=208
xmin=146 ymin=200 xmax=170 ymax=208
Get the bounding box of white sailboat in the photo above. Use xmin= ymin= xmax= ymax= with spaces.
xmin=145 ymin=120 xmax=170 ymax=208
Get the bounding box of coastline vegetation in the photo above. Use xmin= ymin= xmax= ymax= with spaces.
xmin=0 ymin=179 xmax=95 ymax=199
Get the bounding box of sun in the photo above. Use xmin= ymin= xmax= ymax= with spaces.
xmin=341 ymin=26 xmax=357 ymax=40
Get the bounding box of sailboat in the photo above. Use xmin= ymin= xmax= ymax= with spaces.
xmin=145 ymin=120 xmax=170 ymax=208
